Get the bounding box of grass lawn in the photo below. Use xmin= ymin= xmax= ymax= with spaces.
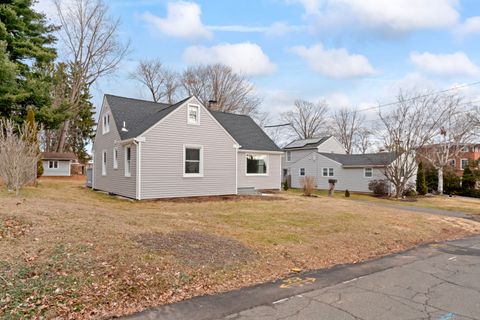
xmin=1 ymin=179 xmax=480 ymax=319
xmin=288 ymin=188 xmax=480 ymax=215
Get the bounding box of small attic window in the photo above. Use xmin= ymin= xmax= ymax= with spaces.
xmin=187 ymin=105 xmax=200 ymax=125
xmin=102 ymin=112 xmax=110 ymax=134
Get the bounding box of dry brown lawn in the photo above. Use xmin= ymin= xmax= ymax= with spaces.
xmin=1 ymin=178 xmax=480 ymax=319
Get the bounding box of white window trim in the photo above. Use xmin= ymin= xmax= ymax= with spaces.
xmin=299 ymin=168 xmax=305 ymax=176
xmin=48 ymin=160 xmax=59 ymax=169
xmin=322 ymin=167 xmax=335 ymax=177
xmin=124 ymin=145 xmax=132 ymax=177
xmin=364 ymin=167 xmax=373 ymax=178
xmin=286 ymin=151 xmax=291 ymax=162
xmin=113 ymin=147 xmax=118 ymax=169
xmin=102 ymin=112 xmax=110 ymax=135
xmin=461 ymin=158 xmax=468 ymax=170
xmin=187 ymin=104 xmax=200 ymax=125
xmin=102 ymin=150 xmax=107 ymax=176
xmin=245 ymin=154 xmax=269 ymax=176
xmin=183 ymin=144 xmax=204 ymax=177
xmin=449 ymin=159 xmax=456 ymax=167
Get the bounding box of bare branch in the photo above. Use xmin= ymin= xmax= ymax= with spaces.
xmin=280 ymin=99 xmax=329 ymax=140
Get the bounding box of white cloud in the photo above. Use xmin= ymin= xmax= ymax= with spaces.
xmin=140 ymin=1 xmax=212 ymax=40
xmin=410 ymin=51 xmax=480 ymax=77
xmin=289 ymin=0 xmax=459 ymax=33
xmin=455 ymin=16 xmax=480 ymax=37
xmin=290 ymin=43 xmax=376 ymax=79
xmin=207 ymin=21 xmax=306 ymax=36
xmin=183 ymin=42 xmax=276 ymax=76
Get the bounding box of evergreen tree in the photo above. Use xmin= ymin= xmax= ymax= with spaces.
xmin=424 ymin=164 xmax=438 ymax=192
xmin=0 ymin=0 xmax=57 ymax=121
xmin=416 ymin=162 xmax=428 ymax=195
xmin=462 ymin=166 xmax=476 ymax=191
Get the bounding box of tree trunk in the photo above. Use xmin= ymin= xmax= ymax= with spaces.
xmin=438 ymin=168 xmax=444 ymax=194
xmin=56 ymin=119 xmax=71 ymax=152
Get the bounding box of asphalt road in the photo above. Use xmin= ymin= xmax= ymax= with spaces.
xmin=224 ymin=237 xmax=480 ymax=320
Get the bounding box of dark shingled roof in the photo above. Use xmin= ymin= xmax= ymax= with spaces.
xmin=105 ymin=94 xmax=189 ymax=140
xmin=318 ymin=152 xmax=398 ymax=167
xmin=41 ymin=152 xmax=77 ymax=160
xmin=104 ymin=95 xmax=281 ymax=152
xmin=210 ymin=111 xmax=281 ymax=152
xmin=283 ymin=136 xmax=332 ymax=150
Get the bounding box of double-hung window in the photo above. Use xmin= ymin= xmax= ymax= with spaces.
xmin=461 ymin=159 xmax=468 ymax=170
xmin=448 ymin=159 xmax=456 ymax=168
xmin=48 ymin=161 xmax=58 ymax=169
xmin=113 ymin=147 xmax=118 ymax=169
xmin=102 ymin=112 xmax=110 ymax=134
xmin=184 ymin=145 xmax=203 ymax=177
xmin=102 ymin=151 xmax=107 ymax=176
xmin=187 ymin=105 xmax=200 ymax=125
xmin=322 ymin=167 xmax=334 ymax=177
xmin=124 ymin=146 xmax=131 ymax=177
xmin=246 ymin=154 xmax=268 ymax=175
xmin=299 ymin=168 xmax=305 ymax=176
xmin=364 ymin=167 xmax=373 ymax=178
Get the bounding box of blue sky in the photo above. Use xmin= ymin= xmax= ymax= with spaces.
xmin=36 ymin=0 xmax=480 ymax=122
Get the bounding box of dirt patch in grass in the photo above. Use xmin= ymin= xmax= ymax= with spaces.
xmin=134 ymin=231 xmax=256 ymax=268
xmin=0 ymin=216 xmax=31 ymax=240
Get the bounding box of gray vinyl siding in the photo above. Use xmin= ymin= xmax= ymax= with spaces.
xmin=140 ymin=97 xmax=237 ymax=199
xmin=92 ymin=100 xmax=137 ymax=199
xmin=317 ymin=137 xmax=346 ymax=153
xmin=42 ymin=160 xmax=71 ymax=176
xmin=238 ymin=151 xmax=282 ymax=190
xmin=290 ymin=153 xmax=386 ymax=193
xmin=282 ymin=137 xmax=345 ymax=172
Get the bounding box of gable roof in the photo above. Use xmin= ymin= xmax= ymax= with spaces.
xmin=318 ymin=152 xmax=398 ymax=167
xmin=283 ymin=136 xmax=332 ymax=150
xmin=42 ymin=152 xmax=77 ymax=161
xmin=210 ymin=111 xmax=281 ymax=152
xmin=105 ymin=94 xmax=189 ymax=140
xmin=103 ymin=94 xmax=281 ymax=152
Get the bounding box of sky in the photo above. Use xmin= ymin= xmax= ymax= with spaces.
xmin=35 ymin=0 xmax=480 ymax=124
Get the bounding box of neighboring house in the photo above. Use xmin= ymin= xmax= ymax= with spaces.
xmin=41 ymin=152 xmax=77 ymax=177
xmin=282 ymin=137 xmax=413 ymax=193
xmin=92 ymin=94 xmax=282 ymax=200
xmin=417 ymin=143 xmax=480 ymax=176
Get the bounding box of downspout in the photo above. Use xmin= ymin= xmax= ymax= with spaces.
xmin=134 ymin=137 xmax=146 ymax=200
xmin=234 ymin=144 xmax=240 ymax=194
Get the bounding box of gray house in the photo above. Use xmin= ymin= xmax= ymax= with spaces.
xmin=41 ymin=152 xmax=77 ymax=177
xmin=92 ymin=95 xmax=282 ymax=199
xmin=283 ymin=137 xmax=410 ymax=193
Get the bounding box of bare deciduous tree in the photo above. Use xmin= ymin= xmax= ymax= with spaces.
xmin=0 ymin=119 xmax=39 ymax=196
xmin=419 ymin=97 xmax=477 ymax=194
xmin=378 ymin=90 xmax=451 ymax=197
xmin=280 ymin=99 xmax=329 ymax=140
xmin=54 ymin=0 xmax=130 ymax=152
xmin=331 ymin=108 xmax=365 ymax=154
xmin=180 ymin=64 xmax=261 ymax=115
xmin=355 ymin=128 xmax=373 ymax=154
xmin=130 ymin=59 xmax=180 ymax=104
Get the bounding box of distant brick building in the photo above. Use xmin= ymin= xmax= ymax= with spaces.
xmin=417 ymin=143 xmax=480 ymax=176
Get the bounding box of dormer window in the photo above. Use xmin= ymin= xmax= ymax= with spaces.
xmin=102 ymin=112 xmax=110 ymax=134
xmin=187 ymin=105 xmax=200 ymax=125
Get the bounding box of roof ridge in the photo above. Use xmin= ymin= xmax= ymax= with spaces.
xmin=210 ymin=109 xmax=252 ymax=117
xmin=105 ymin=94 xmax=172 ymax=106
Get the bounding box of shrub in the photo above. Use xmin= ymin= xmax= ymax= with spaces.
xmin=460 ymin=189 xmax=480 ymax=198
xmin=301 ymin=176 xmax=315 ymax=196
xmin=345 ymin=189 xmax=350 ymax=197
xmin=443 ymin=170 xmax=461 ymax=195
xmin=403 ymin=183 xmax=417 ymax=197
xmin=425 ymin=164 xmax=438 ymax=193
xmin=368 ymin=179 xmax=389 ymax=196
xmin=416 ymin=162 xmax=428 ymax=195
xmin=283 ymin=178 xmax=289 ymax=191
xmin=462 ymin=166 xmax=476 ymax=191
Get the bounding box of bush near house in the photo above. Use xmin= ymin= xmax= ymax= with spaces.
xmin=301 ymin=176 xmax=315 ymax=196
xmin=424 ymin=164 xmax=439 ymax=193
xmin=283 ymin=178 xmax=289 ymax=191
xmin=368 ymin=179 xmax=389 ymax=196
xmin=443 ymin=169 xmax=461 ymax=195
